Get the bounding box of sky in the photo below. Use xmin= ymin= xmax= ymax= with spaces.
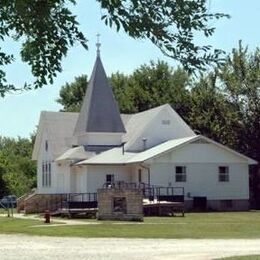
xmin=0 ymin=0 xmax=259 ymax=139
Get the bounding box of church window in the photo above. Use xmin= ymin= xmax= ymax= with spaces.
xmin=42 ymin=161 xmax=52 ymax=187
xmin=48 ymin=163 xmax=52 ymax=186
xmin=45 ymin=140 xmax=48 ymax=151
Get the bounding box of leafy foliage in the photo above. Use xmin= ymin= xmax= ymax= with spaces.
xmin=218 ymin=41 xmax=260 ymax=161
xmin=57 ymin=60 xmax=191 ymax=115
xmin=57 ymin=75 xmax=88 ymax=112
xmin=0 ymin=0 xmax=87 ymax=97
xmin=0 ymin=136 xmax=36 ymax=197
xmin=128 ymin=61 xmax=191 ymax=115
xmin=217 ymin=42 xmax=260 ymax=206
xmin=188 ymin=42 xmax=260 ymax=206
xmin=98 ymin=0 xmax=229 ymax=72
xmin=0 ymin=0 xmax=228 ymax=96
xmin=188 ymin=73 xmax=243 ymax=150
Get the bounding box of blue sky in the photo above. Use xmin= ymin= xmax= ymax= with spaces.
xmin=0 ymin=0 xmax=259 ymax=138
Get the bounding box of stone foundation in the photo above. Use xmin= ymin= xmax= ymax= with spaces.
xmin=22 ymin=193 xmax=67 ymax=214
xmin=208 ymin=199 xmax=249 ymax=211
xmin=19 ymin=191 xmax=249 ymax=215
xmin=184 ymin=199 xmax=249 ymax=211
xmin=97 ymin=188 xmax=143 ymax=221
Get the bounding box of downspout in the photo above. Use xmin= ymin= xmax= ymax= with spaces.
xmin=121 ymin=142 xmax=126 ymax=155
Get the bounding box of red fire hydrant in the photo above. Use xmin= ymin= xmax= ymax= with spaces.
xmin=44 ymin=210 xmax=50 ymax=224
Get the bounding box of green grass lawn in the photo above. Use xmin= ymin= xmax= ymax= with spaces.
xmin=0 ymin=207 xmax=16 ymax=215
xmin=1 ymin=211 xmax=260 ymax=238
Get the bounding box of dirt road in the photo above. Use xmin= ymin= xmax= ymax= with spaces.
xmin=0 ymin=234 xmax=260 ymax=260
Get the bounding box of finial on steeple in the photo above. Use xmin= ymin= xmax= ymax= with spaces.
xmin=96 ymin=33 xmax=101 ymax=57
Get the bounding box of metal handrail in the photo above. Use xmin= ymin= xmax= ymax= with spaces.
xmin=142 ymin=186 xmax=185 ymax=202
xmin=0 ymin=201 xmax=7 ymax=209
xmin=46 ymin=193 xmax=98 ymax=212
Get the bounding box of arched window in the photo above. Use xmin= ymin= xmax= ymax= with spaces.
xmin=45 ymin=140 xmax=48 ymax=151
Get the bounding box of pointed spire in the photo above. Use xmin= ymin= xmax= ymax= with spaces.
xmin=96 ymin=33 xmax=101 ymax=57
xmin=74 ymin=49 xmax=126 ymax=136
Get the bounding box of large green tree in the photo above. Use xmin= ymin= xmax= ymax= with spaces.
xmin=187 ymin=42 xmax=260 ymax=207
xmin=188 ymin=73 xmax=242 ymax=149
xmin=0 ymin=0 xmax=228 ymax=96
xmin=128 ymin=61 xmax=191 ymax=115
xmin=217 ymin=42 xmax=260 ymax=207
xmin=0 ymin=136 xmax=36 ymax=197
xmin=57 ymin=60 xmax=191 ymax=115
xmin=57 ymin=75 xmax=88 ymax=112
xmin=218 ymin=42 xmax=260 ymax=162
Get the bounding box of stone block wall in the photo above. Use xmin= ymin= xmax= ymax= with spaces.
xmin=97 ymin=188 xmax=143 ymax=221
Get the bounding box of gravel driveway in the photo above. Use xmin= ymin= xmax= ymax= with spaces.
xmin=1 ymin=234 xmax=260 ymax=260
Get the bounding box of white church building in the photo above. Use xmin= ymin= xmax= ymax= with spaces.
xmin=32 ymin=47 xmax=257 ymax=211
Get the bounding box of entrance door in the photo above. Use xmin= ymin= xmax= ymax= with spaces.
xmin=70 ymin=173 xmax=77 ymax=193
xmin=138 ymin=169 xmax=142 ymax=183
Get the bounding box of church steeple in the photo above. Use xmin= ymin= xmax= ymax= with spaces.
xmin=74 ymin=39 xmax=126 ymax=139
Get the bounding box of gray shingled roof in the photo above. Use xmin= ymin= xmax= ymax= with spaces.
xmin=74 ymin=56 xmax=126 ymax=135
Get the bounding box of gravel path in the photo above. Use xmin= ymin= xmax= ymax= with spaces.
xmin=0 ymin=234 xmax=260 ymax=260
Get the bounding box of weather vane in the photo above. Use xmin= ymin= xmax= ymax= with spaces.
xmin=96 ymin=33 xmax=101 ymax=56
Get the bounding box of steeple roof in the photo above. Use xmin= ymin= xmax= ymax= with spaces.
xmin=74 ymin=55 xmax=126 ymax=135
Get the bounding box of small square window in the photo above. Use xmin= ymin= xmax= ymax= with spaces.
xmin=106 ymin=174 xmax=115 ymax=183
xmin=218 ymin=166 xmax=229 ymax=182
